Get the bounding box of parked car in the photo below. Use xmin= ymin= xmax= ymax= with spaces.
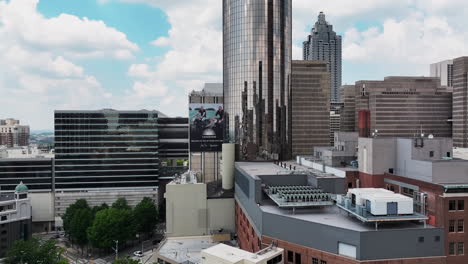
xmin=133 ymin=251 xmax=143 ymax=257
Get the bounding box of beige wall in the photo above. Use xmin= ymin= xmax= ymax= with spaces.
xmin=207 ymin=199 xmax=235 ymax=232
xmin=30 ymin=192 xmax=54 ymax=222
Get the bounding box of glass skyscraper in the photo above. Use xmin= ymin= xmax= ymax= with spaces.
xmin=223 ymin=0 xmax=292 ymax=160
xmin=303 ymin=12 xmax=342 ymax=102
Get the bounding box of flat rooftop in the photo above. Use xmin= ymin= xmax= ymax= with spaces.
xmin=454 ymin=148 xmax=468 ymax=161
xmin=203 ymin=243 xmax=282 ymax=263
xmin=236 ymin=162 xmax=289 ymax=178
xmin=157 ymin=236 xmax=218 ymax=264
xmin=260 ymin=200 xmax=432 ymax=232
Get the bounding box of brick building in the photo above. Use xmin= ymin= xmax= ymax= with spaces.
xmin=0 ymin=119 xmax=30 ymax=147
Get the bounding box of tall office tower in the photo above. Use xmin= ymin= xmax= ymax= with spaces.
xmin=303 ymin=12 xmax=342 ymax=102
xmin=54 ymin=110 xmax=160 ymax=189
xmin=223 ymin=0 xmax=292 ymax=161
xmin=189 ymin=83 xmax=223 ymax=183
xmin=0 ymin=119 xmax=30 ymax=147
xmin=351 ymin=77 xmax=452 ymax=138
xmin=430 ymin=60 xmax=454 ymax=88
xmin=453 ymin=57 xmax=468 ymax=147
xmin=291 ymin=61 xmax=330 ymax=157
xmin=340 ymin=85 xmax=356 ymax=132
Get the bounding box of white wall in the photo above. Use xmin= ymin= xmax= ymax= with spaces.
xmin=30 ymin=192 xmax=54 ymax=222
xmin=207 ymin=198 xmax=235 ymax=232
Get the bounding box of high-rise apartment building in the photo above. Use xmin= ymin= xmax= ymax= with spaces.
xmin=223 ymin=0 xmax=292 ymax=161
xmin=452 ymin=57 xmax=468 ymax=148
xmin=54 ymin=110 xmax=160 ymax=190
xmin=430 ymin=59 xmax=454 ymax=88
xmin=345 ymin=77 xmax=452 ymax=138
xmin=340 ymin=85 xmax=356 ymax=132
xmin=0 ymin=119 xmax=30 ymax=147
xmin=291 ymin=61 xmax=330 ymax=157
xmin=303 ymin=12 xmax=342 ymax=102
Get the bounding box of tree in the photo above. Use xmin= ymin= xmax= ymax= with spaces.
xmin=133 ymin=197 xmax=158 ymax=234
xmin=5 ymin=237 xmax=69 ymax=264
xmin=62 ymin=199 xmax=90 ymax=234
xmin=87 ymin=208 xmax=136 ymax=249
xmin=112 ymin=198 xmax=131 ymax=210
xmin=70 ymin=207 xmax=94 ymax=248
xmin=112 ymin=257 xmax=140 ymax=264
xmin=92 ymin=203 xmax=109 ymax=215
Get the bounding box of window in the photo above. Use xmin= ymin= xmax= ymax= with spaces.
xmin=418 ymin=236 xmax=424 ymax=243
xmin=295 ymin=253 xmax=301 ymax=264
xmin=429 ymin=151 xmax=434 ymax=157
xmin=267 ymin=255 xmax=282 ymax=264
xmin=458 ymin=242 xmax=464 ymax=255
xmin=449 ymin=242 xmax=455 ymax=255
xmin=447 ymin=152 xmax=451 ymax=158
xmin=435 ymin=236 xmax=440 ymax=242
xmin=320 ymin=261 xmax=327 ymax=264
xmin=287 ymin=251 xmax=294 ymax=262
xmin=312 ymin=258 xmax=318 ymax=264
xmin=0 ymin=216 xmax=6 ymax=221
xmin=458 ymin=220 xmax=464 ymax=232
xmin=449 ymin=200 xmax=456 ymax=211
xmin=458 ymin=200 xmax=464 ymax=211
xmin=449 ymin=220 xmax=455 ymax=232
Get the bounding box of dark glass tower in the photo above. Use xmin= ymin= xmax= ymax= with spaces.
xmin=223 ymin=0 xmax=292 ymax=160
xmin=54 ymin=110 xmax=160 ymax=189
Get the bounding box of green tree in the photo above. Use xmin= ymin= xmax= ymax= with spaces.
xmin=112 ymin=257 xmax=140 ymax=264
xmin=92 ymin=203 xmax=109 ymax=214
xmin=133 ymin=197 xmax=158 ymax=234
xmin=87 ymin=208 xmax=136 ymax=249
xmin=112 ymin=197 xmax=131 ymax=210
xmin=5 ymin=237 xmax=69 ymax=264
xmin=70 ymin=207 xmax=94 ymax=247
xmin=62 ymin=199 xmax=90 ymax=235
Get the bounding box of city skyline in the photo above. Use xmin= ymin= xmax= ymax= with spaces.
xmin=1 ymin=0 xmax=468 ymax=130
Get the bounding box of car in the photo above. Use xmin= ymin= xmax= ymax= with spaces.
xmin=133 ymin=251 xmax=143 ymax=257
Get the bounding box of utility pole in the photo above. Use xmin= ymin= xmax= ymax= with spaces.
xmin=112 ymin=240 xmax=119 ymax=260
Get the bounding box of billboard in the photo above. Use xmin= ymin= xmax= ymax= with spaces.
xmin=189 ymin=103 xmax=225 ymax=152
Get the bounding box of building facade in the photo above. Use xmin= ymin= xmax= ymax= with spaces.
xmin=350 ymin=77 xmax=452 ymax=138
xmin=452 ymin=57 xmax=468 ymax=148
xmin=223 ymin=0 xmax=292 ymax=161
xmin=0 ymin=119 xmax=30 ymax=147
xmin=303 ymin=12 xmax=342 ymax=102
xmin=0 ymin=158 xmax=53 ymax=192
xmin=430 ymin=60 xmax=454 ymax=88
xmin=291 ymin=61 xmax=330 ymax=157
xmin=340 ymin=85 xmax=356 ymax=132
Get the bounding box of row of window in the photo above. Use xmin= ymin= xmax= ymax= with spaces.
xmin=286 ymin=251 xmax=327 ymax=264
xmin=449 ymin=242 xmax=464 ymax=256
xmin=449 ymin=200 xmax=465 ymax=211
xmin=449 ymin=220 xmax=464 ymax=233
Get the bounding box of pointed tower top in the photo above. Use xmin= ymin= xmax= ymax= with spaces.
xmin=318 ymin=12 xmax=326 ymax=23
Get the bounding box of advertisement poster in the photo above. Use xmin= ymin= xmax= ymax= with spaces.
xmin=189 ymin=103 xmax=224 ymax=152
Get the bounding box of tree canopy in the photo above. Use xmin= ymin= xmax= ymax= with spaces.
xmin=5 ymin=237 xmax=69 ymax=264
xmin=112 ymin=197 xmax=131 ymax=210
xmin=87 ymin=208 xmax=136 ymax=249
xmin=62 ymin=199 xmax=89 ymax=234
xmin=112 ymin=257 xmax=140 ymax=264
xmin=133 ymin=197 xmax=158 ymax=234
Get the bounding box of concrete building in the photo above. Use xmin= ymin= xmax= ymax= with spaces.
xmin=291 ymin=61 xmax=330 ymax=157
xmin=201 ymin=243 xmax=284 ymax=264
xmin=235 ymin=162 xmax=445 ymax=263
xmin=313 ymin=132 xmax=358 ymax=167
xmin=189 ymin=83 xmax=223 ymax=183
xmin=303 ymin=12 xmax=342 ymax=102
xmin=0 ymin=183 xmax=32 ymax=257
xmin=431 ymin=60 xmax=454 ymax=88
xmin=0 ymin=119 xmax=30 ymax=147
xmin=340 ymin=85 xmax=356 ymax=132
xmin=165 ymin=172 xmax=234 ymax=238
xmin=357 ymin=137 xmax=468 ymax=264
xmin=223 ymin=0 xmax=292 ymax=160
xmin=453 ymin=57 xmax=468 ymax=148
xmin=348 ymin=77 xmax=452 ymax=138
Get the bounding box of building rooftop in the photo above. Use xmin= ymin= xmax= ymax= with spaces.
xmin=202 ymin=243 xmax=283 ymax=263
xmin=157 ymin=236 xmax=219 ymax=264
xmin=454 ymin=148 xmax=468 ymax=160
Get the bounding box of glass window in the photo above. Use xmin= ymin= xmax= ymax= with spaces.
xmin=295 ymin=253 xmax=301 ymax=264
xmin=458 ymin=200 xmax=464 ymax=211
xmin=312 ymin=258 xmax=318 ymax=264
xmin=449 ymin=242 xmax=455 ymax=255
xmin=449 ymin=200 xmax=456 ymax=211
xmin=287 ymin=251 xmax=293 ymax=262
xmin=320 ymin=261 xmax=327 ymax=264
xmin=449 ymin=220 xmax=455 ymax=232
xmin=458 ymin=242 xmax=464 ymax=255
xmin=458 ymin=220 xmax=464 ymax=232
xmin=429 ymin=151 xmax=434 ymax=157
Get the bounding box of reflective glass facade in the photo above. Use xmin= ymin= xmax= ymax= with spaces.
xmin=54 ymin=110 xmax=159 ymax=189
xmin=0 ymin=159 xmax=53 ymax=191
xmin=223 ymin=0 xmax=292 ymax=160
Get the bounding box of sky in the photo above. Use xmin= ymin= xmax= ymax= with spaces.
xmin=1 ymin=0 xmax=468 ymax=130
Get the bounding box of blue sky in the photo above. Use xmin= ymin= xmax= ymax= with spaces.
xmin=0 ymin=0 xmax=467 ymax=129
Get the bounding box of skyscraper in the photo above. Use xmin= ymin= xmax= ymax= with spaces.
xmin=223 ymin=0 xmax=292 ymax=161
xmin=452 ymin=57 xmax=468 ymax=148
xmin=430 ymin=60 xmax=454 ymax=88
xmin=303 ymin=12 xmax=342 ymax=102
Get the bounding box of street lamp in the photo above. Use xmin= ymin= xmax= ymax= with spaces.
xmin=111 ymin=240 xmax=119 ymax=260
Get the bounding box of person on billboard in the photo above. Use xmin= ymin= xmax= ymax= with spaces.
xmin=198 ymin=106 xmax=207 ymax=120
xmin=214 ymin=106 xmax=224 ymax=123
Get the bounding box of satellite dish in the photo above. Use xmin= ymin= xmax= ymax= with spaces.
xmin=428 ymin=134 xmax=434 ymax=139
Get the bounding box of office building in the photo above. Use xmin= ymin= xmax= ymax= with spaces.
xmin=347 ymin=77 xmax=452 ymax=138
xmin=453 ymin=57 xmax=468 ymax=148
xmin=54 ymin=110 xmax=160 ymax=190
xmin=0 ymin=119 xmax=30 ymax=147
xmin=357 ymin=136 xmax=468 ymax=264
xmin=291 ymin=61 xmax=330 ymax=157
xmin=340 ymin=85 xmax=356 ymax=132
xmin=303 ymin=12 xmax=342 ymax=102
xmin=235 ymin=162 xmax=445 ymax=263
xmin=0 ymin=183 xmax=32 ymax=257
xmin=430 ymin=60 xmax=454 ymax=88
xmin=223 ymin=0 xmax=292 ymax=161
xmin=189 ymin=83 xmax=223 ymax=183
xmin=0 ymin=158 xmax=53 ymax=192
xmin=313 ymin=132 xmax=358 ymax=168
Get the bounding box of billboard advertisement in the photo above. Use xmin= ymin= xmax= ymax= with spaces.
xmin=189 ymin=103 xmax=225 ymax=152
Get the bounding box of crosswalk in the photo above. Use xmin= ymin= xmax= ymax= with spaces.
xmin=93 ymin=259 xmax=109 ymax=264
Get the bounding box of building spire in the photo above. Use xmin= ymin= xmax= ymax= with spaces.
xmin=318 ymin=11 xmax=326 ymax=24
